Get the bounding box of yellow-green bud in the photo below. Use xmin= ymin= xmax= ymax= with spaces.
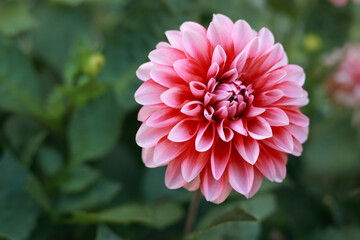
xmin=303 ymin=33 xmax=322 ymax=52
xmin=84 ymin=53 xmax=105 ymax=77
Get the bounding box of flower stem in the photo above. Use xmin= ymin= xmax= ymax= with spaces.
xmin=184 ymin=189 xmax=201 ymax=236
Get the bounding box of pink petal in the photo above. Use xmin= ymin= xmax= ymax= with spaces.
xmin=253 ymin=89 xmax=284 ymax=106
xmin=182 ymin=30 xmax=210 ymax=66
xmin=245 ymin=37 xmax=261 ymax=58
xmin=134 ymin=80 xmax=167 ymax=105
xmin=136 ymin=62 xmax=154 ymax=81
xmin=287 ymin=125 xmax=308 ymax=144
xmin=276 ymin=81 xmax=305 ymax=98
xmin=150 ymin=67 xmax=185 ymax=88
xmin=228 ymin=152 xmax=254 ymax=195
xmin=184 ymin=175 xmax=200 ymax=191
xmin=165 ymin=30 xmax=184 ymax=51
xmin=261 ymin=107 xmax=289 ymax=126
xmin=269 ymin=150 xmax=287 ymax=182
xmin=245 ymin=168 xmax=263 ymax=198
xmin=281 ymin=64 xmax=305 ymax=86
xmin=137 ymin=104 xmax=163 ymax=122
xmin=257 ymin=28 xmax=275 ymax=52
xmin=173 ymin=59 xmax=205 ymax=83
xmin=195 ymin=122 xmax=216 ymax=152
xmin=149 ymin=47 xmax=186 ymax=66
xmin=189 ymin=81 xmax=207 ymax=99
xmin=181 ymin=148 xmax=210 ymax=182
xmin=247 ymin=116 xmax=273 ymax=140
xmin=207 ymin=14 xmax=234 ymax=51
xmin=212 ymin=180 xmax=232 ymax=204
xmin=228 ymin=119 xmax=247 ymax=136
xmin=181 ymin=101 xmax=204 ymax=116
xmin=292 ymin=137 xmax=303 ymax=156
xmin=160 ymin=87 xmax=188 ymax=108
xmin=255 ymin=146 xmax=277 ymax=181
xmin=156 ymin=42 xmax=171 ymax=49
xmin=180 ymin=21 xmax=207 ymax=36
xmin=168 ymin=119 xmax=199 ymax=142
xmin=201 ymin=165 xmax=225 ymax=202
xmin=285 ymin=110 xmax=310 ymax=127
xmin=211 ymin=140 xmax=231 ymax=180
xmin=207 ymin=63 xmax=220 ymax=79
xmin=142 ymin=147 xmax=158 ymax=168
xmin=212 ymin=45 xmax=227 ymax=70
xmin=233 ymin=135 xmax=260 ymax=165
xmin=243 ymin=105 xmax=266 ymax=118
xmin=165 ymin=158 xmax=187 ymax=189
xmin=146 ymin=108 xmax=183 ymax=128
xmin=253 ymin=69 xmax=287 ymax=90
xmin=230 ymin=50 xmax=248 ymax=73
xmin=232 ymin=20 xmax=255 ymax=55
xmin=153 ymin=138 xmax=188 ymax=165
xmin=135 ymin=123 xmax=170 ymax=148
xmin=271 ymin=127 xmax=294 ymax=153
xmin=216 ymin=120 xmax=234 ymax=142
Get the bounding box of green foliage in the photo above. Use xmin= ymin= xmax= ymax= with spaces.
xmin=0 ymin=0 xmax=359 ymax=239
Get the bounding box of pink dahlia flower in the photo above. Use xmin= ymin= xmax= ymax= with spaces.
xmin=327 ymin=45 xmax=360 ymax=123
xmin=135 ymin=14 xmax=309 ymax=204
xmin=328 ymin=0 xmax=360 ymax=6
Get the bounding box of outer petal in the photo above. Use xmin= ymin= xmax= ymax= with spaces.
xmin=233 ymin=135 xmax=260 ymax=165
xmin=212 ymin=180 xmax=232 ymax=204
xmin=135 ymin=123 xmax=170 ymax=148
xmin=153 ymin=138 xmax=188 ymax=165
xmin=134 ymin=80 xmax=167 ymax=105
xmin=136 ymin=62 xmax=154 ymax=81
xmin=245 ymin=168 xmax=263 ymax=198
xmin=228 ymin=151 xmax=254 ymax=195
xmin=182 ymin=30 xmax=210 ymax=66
xmin=168 ymin=119 xmax=199 ymax=142
xmin=181 ymin=148 xmax=210 ymax=182
xmin=232 ymin=19 xmax=255 ymax=55
xmin=207 ymin=14 xmax=234 ymax=52
xmin=201 ymin=165 xmax=225 ymax=202
xmin=247 ymin=116 xmax=273 ymax=140
xmin=173 ymin=59 xmax=205 ymax=83
xmin=211 ymin=139 xmax=231 ymax=180
xmin=149 ymin=47 xmax=186 ymax=66
xmin=165 ymin=158 xmax=187 ymax=189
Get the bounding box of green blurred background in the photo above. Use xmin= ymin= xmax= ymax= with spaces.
xmin=0 ymin=0 xmax=360 ymax=239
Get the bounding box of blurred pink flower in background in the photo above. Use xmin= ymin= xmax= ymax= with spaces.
xmin=328 ymin=0 xmax=360 ymax=6
xmin=327 ymin=45 xmax=360 ymax=124
xmin=135 ymin=14 xmax=309 ymax=204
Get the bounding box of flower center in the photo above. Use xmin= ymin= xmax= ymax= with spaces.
xmin=203 ymin=79 xmax=254 ymax=121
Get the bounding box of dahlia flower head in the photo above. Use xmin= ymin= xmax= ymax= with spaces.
xmin=328 ymin=0 xmax=360 ymax=6
xmin=135 ymin=14 xmax=309 ymax=204
xmin=328 ymin=45 xmax=360 ymax=110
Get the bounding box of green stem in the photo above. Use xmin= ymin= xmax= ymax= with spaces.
xmin=184 ymin=189 xmax=201 ymax=236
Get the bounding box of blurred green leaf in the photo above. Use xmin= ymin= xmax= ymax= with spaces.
xmin=68 ymin=90 xmax=121 ymax=165
xmin=307 ymin=227 xmax=360 ymax=240
xmin=147 ymin=202 xmax=184 ymax=229
xmin=96 ymin=225 xmax=124 ymax=240
xmin=30 ymin=5 xmax=95 ymax=73
xmin=0 ymin=1 xmax=38 ymax=36
xmin=4 ymin=116 xmax=47 ymax=167
xmin=142 ymin=167 xmax=191 ymax=203
xmin=51 ymin=0 xmax=125 ymax=6
xmin=56 ymin=178 xmax=120 ymax=213
xmin=0 ymin=152 xmax=40 ymax=240
xmin=37 ymin=146 xmax=64 ymax=178
xmin=0 ymin=34 xmax=43 ymax=116
xmin=187 ymin=222 xmax=261 ymax=240
xmin=25 ymin=174 xmax=53 ymax=213
xmin=59 ymin=165 xmax=100 ymax=194
xmin=304 ymin=112 xmax=360 ymax=175
xmin=68 ymin=202 xmax=183 ymax=229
